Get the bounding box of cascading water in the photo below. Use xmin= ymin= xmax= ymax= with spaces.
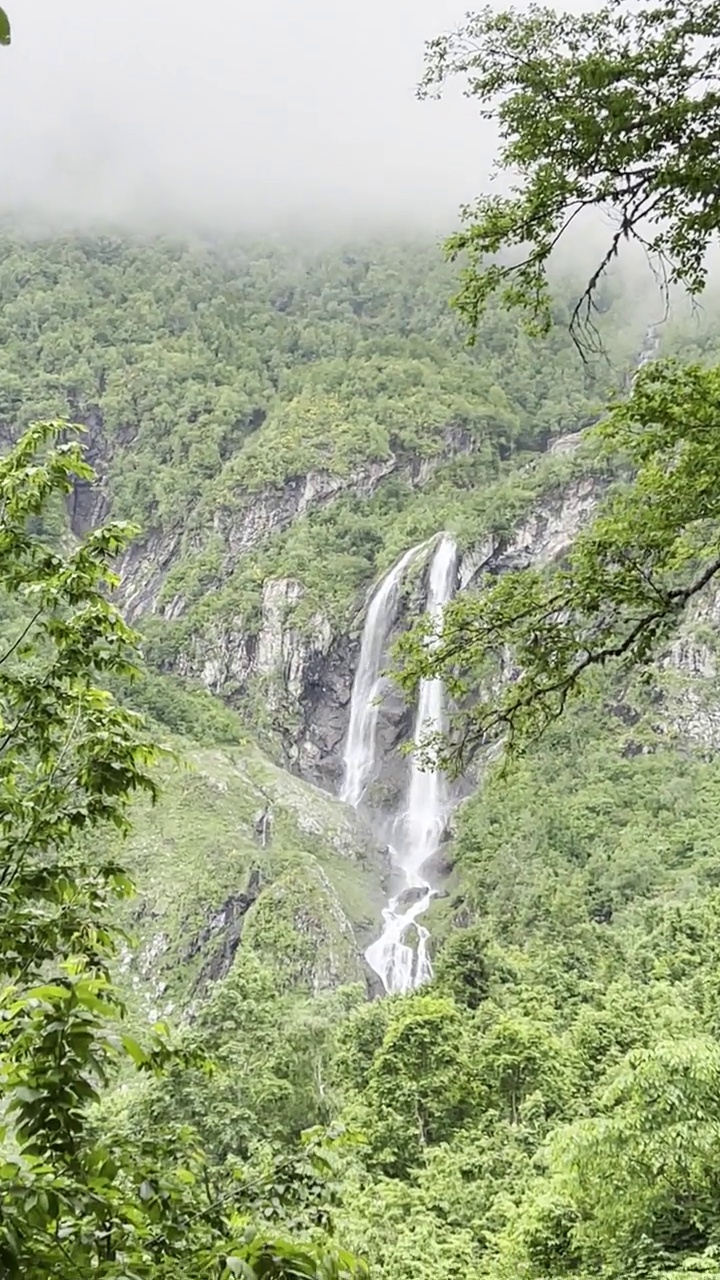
xmin=340 ymin=541 xmax=429 ymax=808
xmin=344 ymin=327 xmax=659 ymax=997
xmin=635 ymin=323 xmax=661 ymax=373
xmin=360 ymin=534 xmax=458 ymax=995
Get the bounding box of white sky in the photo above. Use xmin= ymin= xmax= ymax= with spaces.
xmin=0 ymin=0 xmax=493 ymax=231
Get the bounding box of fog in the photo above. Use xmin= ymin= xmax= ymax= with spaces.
xmin=0 ymin=0 xmax=689 ymax=317
xmin=0 ymin=0 xmax=493 ymax=232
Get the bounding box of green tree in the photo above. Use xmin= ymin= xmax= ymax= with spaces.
xmin=354 ymin=996 xmax=481 ymax=1177
xmin=506 ymin=1037 xmax=720 ymax=1280
xmin=401 ymin=1 xmax=720 ymax=762
xmin=433 ymin=925 xmax=490 ymax=1010
xmin=420 ymin=0 xmax=720 ymax=342
xmin=0 ymin=420 xmax=364 ymax=1279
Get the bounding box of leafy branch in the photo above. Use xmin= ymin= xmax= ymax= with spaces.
xmin=420 ymin=1 xmax=720 ymax=349
xmin=398 ymin=360 xmax=720 ymax=767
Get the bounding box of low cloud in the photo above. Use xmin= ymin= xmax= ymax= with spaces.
xmin=0 ymin=0 xmax=484 ymax=231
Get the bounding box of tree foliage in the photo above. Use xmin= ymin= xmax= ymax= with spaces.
xmin=402 ymin=0 xmax=720 ymax=763
xmin=420 ymin=0 xmax=720 ymax=345
xmin=0 ymin=235 xmax=635 ymax=529
xmin=7 ymin=281 xmax=719 ymax=1280
xmin=0 ymin=420 xmax=365 ymax=1279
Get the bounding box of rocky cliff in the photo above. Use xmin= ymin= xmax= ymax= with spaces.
xmin=111 ymin=739 xmax=391 ymax=1023
xmin=90 ymin=427 xmax=591 ymax=782
xmin=109 ymin=434 xmax=720 ymax=829
xmin=112 ymin=423 xmax=478 ymax=622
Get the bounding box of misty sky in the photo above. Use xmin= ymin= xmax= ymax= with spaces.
xmin=0 ymin=0 xmax=496 ymax=231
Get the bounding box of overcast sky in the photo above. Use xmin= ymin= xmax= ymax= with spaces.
xmin=0 ymin=0 xmax=495 ymax=232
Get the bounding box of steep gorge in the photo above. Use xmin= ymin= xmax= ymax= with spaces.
xmin=0 ymin=229 xmax=701 ymax=1013
xmin=110 ymin=319 xmax=694 ymax=996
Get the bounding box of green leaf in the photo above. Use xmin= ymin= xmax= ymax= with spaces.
xmin=0 ymin=8 xmax=10 ymax=46
xmin=13 ymin=1086 xmax=41 ymax=1103
xmin=25 ymin=984 xmax=70 ymax=1002
xmin=121 ymin=1033 xmax=150 ymax=1067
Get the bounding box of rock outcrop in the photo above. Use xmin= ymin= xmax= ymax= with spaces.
xmin=292 ymin=478 xmax=606 ymax=791
xmin=458 ymin=476 xmax=603 ymax=588
xmin=241 ymin=862 xmax=366 ymax=993
xmin=108 ymin=428 xmax=478 ymax=773
xmin=187 ymin=577 xmax=336 ymax=738
xmin=661 ymin=583 xmax=720 ymax=750
xmin=114 ymin=423 xmax=478 ymax=620
xmin=110 ymin=743 xmax=391 ymax=1015
xmin=109 ymin=439 xmax=610 ymax=790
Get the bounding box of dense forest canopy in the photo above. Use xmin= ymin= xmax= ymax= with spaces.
xmin=0 ymin=231 xmax=643 ymax=526
xmin=5 ymin=1 xmax=720 ymax=1278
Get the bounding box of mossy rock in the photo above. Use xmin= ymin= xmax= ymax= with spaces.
xmin=242 ymin=862 xmax=365 ymax=992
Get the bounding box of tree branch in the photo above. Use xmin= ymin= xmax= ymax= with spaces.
xmin=465 ymin=549 xmax=720 ymax=760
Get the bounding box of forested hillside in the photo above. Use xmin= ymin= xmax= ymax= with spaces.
xmin=3 ymin=221 xmax=720 ymax=1280
xmin=0 ymin=231 xmax=641 ymax=525
xmin=0 ymin=229 xmax=651 ymax=757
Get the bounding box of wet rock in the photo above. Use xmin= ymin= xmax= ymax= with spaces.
xmin=253 ymin=806 xmax=272 ymax=847
xmin=295 ymin=630 xmax=357 ymax=788
xmin=394 ymin=885 xmax=431 ymax=913
xmin=184 ymin=868 xmax=262 ymax=991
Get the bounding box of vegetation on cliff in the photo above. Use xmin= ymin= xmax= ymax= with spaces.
xmin=6 ymin=3 xmax=720 ymax=1272
xmin=408 ymin=0 xmax=720 ymax=765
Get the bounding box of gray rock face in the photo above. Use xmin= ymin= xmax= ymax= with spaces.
xmin=214 ymin=456 xmax=399 ymax=561
xmin=118 ymin=529 xmax=185 ymax=621
xmin=140 ymin=468 xmax=451 ymax=790
xmin=191 ymin=576 xmax=333 ymax=708
xmin=183 ymin=869 xmax=262 ymax=994
xmin=458 ymin=477 xmax=603 ymax=588
xmin=661 ymin=582 xmax=720 ymax=749
xmin=667 ymin=585 xmax=720 ymax=682
xmin=293 ymin=629 xmax=358 ymax=786
xmin=63 ymin=410 xmax=115 ymax=537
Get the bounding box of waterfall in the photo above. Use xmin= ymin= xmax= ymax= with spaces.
xmin=343 ymin=326 xmax=661 ymax=994
xmin=340 ymin=541 xmax=428 ymax=808
xmin=362 ymin=534 xmax=458 ymax=995
xmin=636 ymin=323 xmax=660 ymax=370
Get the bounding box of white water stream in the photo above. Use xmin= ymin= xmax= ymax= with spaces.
xmin=340 ymin=541 xmax=429 ymax=808
xmin=341 ymin=533 xmax=458 ymax=995
xmin=340 ymin=327 xmax=658 ymax=996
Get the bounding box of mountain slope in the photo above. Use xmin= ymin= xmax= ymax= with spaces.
xmin=0 ymin=230 xmax=650 ymax=763
xmin=107 ymin=737 xmax=388 ymax=1024
xmin=9 ymin=229 xmax=720 ymax=1280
